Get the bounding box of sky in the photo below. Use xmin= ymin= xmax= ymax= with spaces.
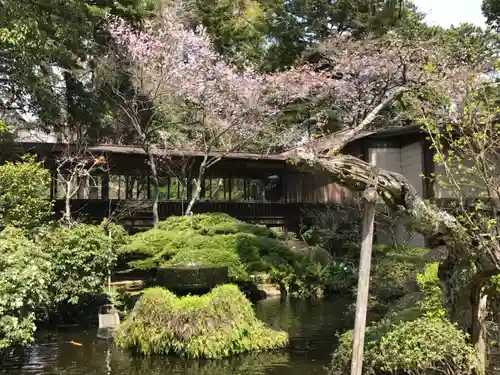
xmin=414 ymin=0 xmax=486 ymax=28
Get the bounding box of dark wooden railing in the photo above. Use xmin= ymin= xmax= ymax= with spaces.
xmin=52 ymin=199 xmax=327 ymax=229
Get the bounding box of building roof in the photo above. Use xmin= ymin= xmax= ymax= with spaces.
xmin=20 ymin=142 xmax=287 ymax=162
xmin=16 ymin=125 xmax=424 ymax=161
xmin=279 ymin=125 xmax=422 ymax=155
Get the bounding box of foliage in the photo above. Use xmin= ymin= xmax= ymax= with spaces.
xmin=156 ymin=265 xmax=228 ymax=291
xmin=165 ymin=239 xmax=248 ymax=280
xmin=417 ymin=61 xmax=500 ymax=369
xmin=0 ymin=0 xmax=155 ymax=137
xmin=416 ymin=262 xmax=447 ymax=319
xmin=330 ymin=317 xmax=478 ymax=375
xmin=483 ymin=0 xmax=500 ymax=31
xmin=183 ymin=0 xmax=425 ymax=72
xmin=0 ymin=227 xmax=51 ymax=349
xmin=181 ymin=0 xmax=268 ymax=70
xmin=114 ymin=284 xmax=288 ymax=358
xmin=119 ymin=213 xmax=335 ymax=296
xmin=319 ymin=261 xmax=357 ymax=294
xmin=369 ymin=245 xmax=429 ymax=300
xmin=0 ymin=155 xmax=52 ymax=229
xmin=158 ymin=213 xmax=276 ymax=238
xmin=40 ymin=224 xmax=116 ymax=305
xmin=107 ymin=4 xmax=455 ymax=154
xmin=101 ymin=219 xmax=129 ymax=247
xmin=331 ymin=250 xmax=477 ymax=375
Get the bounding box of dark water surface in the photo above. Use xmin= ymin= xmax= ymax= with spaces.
xmin=1 ymin=297 xmax=351 ymax=375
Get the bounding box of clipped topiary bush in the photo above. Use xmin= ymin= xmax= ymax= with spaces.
xmin=114 ymin=284 xmax=288 ymax=358
xmin=119 ymin=214 xmax=308 ymax=288
xmin=119 ymin=229 xmax=188 ymax=269
xmin=165 ymin=240 xmax=248 ymax=280
xmin=330 ymin=317 xmax=478 ymax=375
xmin=159 ymin=213 xmax=276 ymax=238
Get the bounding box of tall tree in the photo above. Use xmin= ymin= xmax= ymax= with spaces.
xmin=180 ymin=0 xmax=425 ymax=72
xmin=483 ymin=0 xmax=500 ymax=31
xmin=0 ymin=0 xmax=153 ymax=139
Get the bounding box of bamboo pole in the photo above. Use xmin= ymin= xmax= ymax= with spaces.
xmin=350 ymin=187 xmax=378 ymax=375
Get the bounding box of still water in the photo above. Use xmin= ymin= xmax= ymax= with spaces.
xmin=1 ymin=297 xmax=352 ymax=375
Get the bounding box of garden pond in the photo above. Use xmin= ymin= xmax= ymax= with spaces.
xmin=1 ymin=297 xmax=352 ymax=375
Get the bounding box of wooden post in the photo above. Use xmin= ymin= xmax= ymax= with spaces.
xmin=350 ymin=187 xmax=378 ymax=375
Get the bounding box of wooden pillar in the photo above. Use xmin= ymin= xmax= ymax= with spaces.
xmin=350 ymin=187 xmax=378 ymax=375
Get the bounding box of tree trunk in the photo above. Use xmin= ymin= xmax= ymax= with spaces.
xmin=64 ymin=181 xmax=73 ymax=226
xmin=64 ymin=194 xmax=72 ymax=225
xmin=147 ymin=151 xmax=160 ymax=228
xmin=184 ymin=156 xmax=208 ymax=216
xmin=471 ymin=281 xmax=490 ymax=375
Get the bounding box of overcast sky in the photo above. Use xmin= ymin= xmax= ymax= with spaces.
xmin=414 ymin=0 xmax=486 ymax=28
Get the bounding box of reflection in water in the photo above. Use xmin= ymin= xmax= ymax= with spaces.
xmin=1 ymin=297 xmax=352 ymax=375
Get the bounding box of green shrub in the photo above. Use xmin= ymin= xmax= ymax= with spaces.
xmin=119 ymin=214 xmax=312 ymax=289
xmin=156 ymin=265 xmax=229 ymax=291
xmin=370 ymin=246 xmax=429 ymax=300
xmin=158 ymin=213 xmax=276 ymax=238
xmin=118 ymin=214 xmax=339 ymax=297
xmin=320 ymin=261 xmax=357 ymax=294
xmin=416 ymin=262 xmax=447 ymax=318
xmin=330 ymin=317 xmax=478 ymax=375
xmin=101 ymin=220 xmax=129 ymax=247
xmin=114 ymin=284 xmax=288 ymax=358
xmin=41 ymin=224 xmax=116 ymax=305
xmin=119 ymin=229 xmax=187 ymax=269
xmin=0 ymin=155 xmax=53 ymax=229
xmin=0 ymin=227 xmax=51 ymax=348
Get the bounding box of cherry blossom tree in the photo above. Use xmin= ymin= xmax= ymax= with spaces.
xmin=106 ymin=4 xmax=461 ymax=215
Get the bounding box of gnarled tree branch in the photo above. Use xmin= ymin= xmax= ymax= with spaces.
xmin=290 ymin=151 xmax=472 ymax=260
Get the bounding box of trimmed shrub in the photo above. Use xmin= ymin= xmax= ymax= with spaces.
xmin=330 ymin=317 xmax=478 ymax=375
xmin=114 ymin=284 xmax=288 ymax=358
xmin=156 ymin=266 xmax=228 ymax=292
xmin=119 ymin=229 xmax=188 ymax=269
xmin=159 ymin=213 xmax=276 ymax=238
xmin=119 ymin=214 xmax=307 ymax=286
xmin=165 ymin=240 xmax=248 ymax=280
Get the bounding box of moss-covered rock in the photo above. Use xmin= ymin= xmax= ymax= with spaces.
xmin=114 ymin=284 xmax=288 ymax=358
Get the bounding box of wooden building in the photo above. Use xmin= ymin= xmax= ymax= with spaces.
xmin=15 ymin=141 xmax=350 ymax=231
xmin=10 ymin=125 xmax=457 ymax=242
